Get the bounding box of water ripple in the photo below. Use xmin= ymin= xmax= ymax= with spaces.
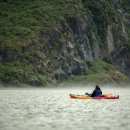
xmin=0 ymin=87 xmax=130 ymax=130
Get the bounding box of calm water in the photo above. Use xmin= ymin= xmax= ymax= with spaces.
xmin=0 ymin=86 xmax=130 ymax=130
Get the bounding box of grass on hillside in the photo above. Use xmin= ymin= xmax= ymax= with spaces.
xmin=64 ymin=60 xmax=129 ymax=85
xmin=0 ymin=0 xmax=83 ymax=47
xmin=0 ymin=63 xmax=51 ymax=86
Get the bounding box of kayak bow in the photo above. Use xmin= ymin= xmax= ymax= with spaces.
xmin=69 ymin=94 xmax=92 ymax=99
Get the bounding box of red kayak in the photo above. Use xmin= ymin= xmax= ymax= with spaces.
xmin=69 ymin=94 xmax=119 ymax=99
xmin=94 ymin=95 xmax=119 ymax=99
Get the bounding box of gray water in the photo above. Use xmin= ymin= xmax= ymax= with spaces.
xmin=0 ymin=86 xmax=130 ymax=130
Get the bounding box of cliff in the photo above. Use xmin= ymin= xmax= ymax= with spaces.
xmin=0 ymin=0 xmax=130 ymax=86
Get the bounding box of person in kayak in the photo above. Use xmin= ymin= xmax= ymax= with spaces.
xmin=91 ymin=85 xmax=102 ymax=97
xmin=85 ymin=85 xmax=102 ymax=97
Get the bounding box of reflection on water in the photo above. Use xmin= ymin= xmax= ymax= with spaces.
xmin=0 ymin=87 xmax=130 ymax=130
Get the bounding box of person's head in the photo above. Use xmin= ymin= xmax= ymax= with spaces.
xmin=95 ymin=85 xmax=100 ymax=90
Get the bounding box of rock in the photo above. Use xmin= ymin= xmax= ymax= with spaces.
xmin=53 ymin=68 xmax=67 ymax=81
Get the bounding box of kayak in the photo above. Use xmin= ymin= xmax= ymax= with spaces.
xmin=69 ymin=94 xmax=93 ymax=99
xmin=69 ymin=94 xmax=119 ymax=99
xmin=94 ymin=95 xmax=119 ymax=99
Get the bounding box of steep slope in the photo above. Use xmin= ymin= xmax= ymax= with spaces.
xmin=111 ymin=0 xmax=130 ymax=77
xmin=0 ymin=0 xmax=130 ymax=86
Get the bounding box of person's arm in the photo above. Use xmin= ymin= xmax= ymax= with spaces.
xmin=91 ymin=90 xmax=96 ymax=97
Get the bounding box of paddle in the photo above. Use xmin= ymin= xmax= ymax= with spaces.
xmin=85 ymin=92 xmax=91 ymax=96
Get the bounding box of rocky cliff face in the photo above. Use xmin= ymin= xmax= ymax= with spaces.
xmin=0 ymin=0 xmax=130 ymax=86
xmin=36 ymin=0 xmax=130 ymax=79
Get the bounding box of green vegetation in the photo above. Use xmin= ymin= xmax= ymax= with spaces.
xmin=0 ymin=63 xmax=51 ymax=86
xmin=85 ymin=60 xmax=129 ymax=84
xmin=0 ymin=0 xmax=83 ymax=85
xmin=121 ymin=0 xmax=130 ymax=12
xmin=85 ymin=60 xmax=113 ymax=75
xmin=82 ymin=0 xmax=118 ymax=48
xmin=0 ymin=0 xmax=82 ymax=47
xmin=120 ymin=0 xmax=130 ymax=51
xmin=66 ymin=60 xmax=129 ymax=85
xmin=0 ymin=0 xmax=129 ymax=86
xmin=125 ymin=23 xmax=130 ymax=51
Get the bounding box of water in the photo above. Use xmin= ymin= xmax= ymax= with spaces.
xmin=0 ymin=87 xmax=130 ymax=130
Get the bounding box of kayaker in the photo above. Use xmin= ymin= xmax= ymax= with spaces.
xmin=91 ymin=85 xmax=102 ymax=97
xmin=85 ymin=85 xmax=102 ymax=97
